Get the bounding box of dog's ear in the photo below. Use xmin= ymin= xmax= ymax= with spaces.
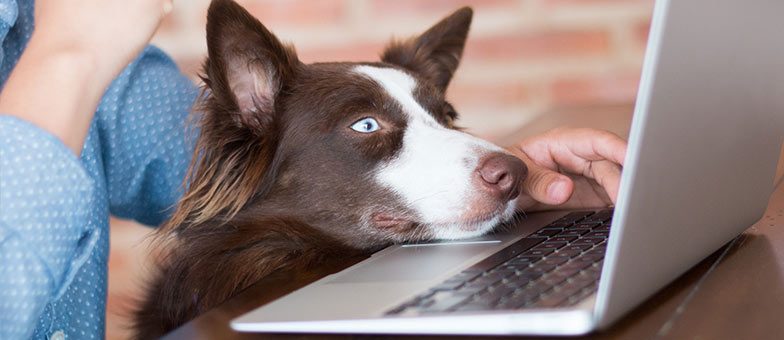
xmin=202 ymin=0 xmax=300 ymax=133
xmin=381 ymin=7 xmax=473 ymax=92
xmin=165 ymin=0 xmax=298 ymax=231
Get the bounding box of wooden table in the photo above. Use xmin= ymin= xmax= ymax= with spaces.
xmin=164 ymin=106 xmax=784 ymax=340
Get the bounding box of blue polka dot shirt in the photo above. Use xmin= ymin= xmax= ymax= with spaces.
xmin=0 ymin=1 xmax=199 ymax=338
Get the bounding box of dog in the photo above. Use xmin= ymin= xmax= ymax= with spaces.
xmin=133 ymin=0 xmax=527 ymax=337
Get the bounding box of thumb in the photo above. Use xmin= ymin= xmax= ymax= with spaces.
xmin=522 ymin=160 xmax=575 ymax=205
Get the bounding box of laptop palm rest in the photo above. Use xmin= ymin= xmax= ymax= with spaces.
xmin=327 ymin=241 xmax=503 ymax=284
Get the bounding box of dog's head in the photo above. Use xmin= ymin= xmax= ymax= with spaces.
xmin=172 ymin=0 xmax=527 ymax=249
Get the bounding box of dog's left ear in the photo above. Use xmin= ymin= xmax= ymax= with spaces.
xmin=202 ymin=0 xmax=300 ymax=133
xmin=381 ymin=7 xmax=473 ymax=92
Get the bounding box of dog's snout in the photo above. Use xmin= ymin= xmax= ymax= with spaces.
xmin=476 ymin=153 xmax=526 ymax=200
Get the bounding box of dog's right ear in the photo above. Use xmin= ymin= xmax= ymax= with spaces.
xmin=202 ymin=0 xmax=300 ymax=133
xmin=381 ymin=7 xmax=472 ymax=93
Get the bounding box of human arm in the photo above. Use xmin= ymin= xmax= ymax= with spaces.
xmin=100 ymin=46 xmax=199 ymax=226
xmin=0 ymin=117 xmax=98 ymax=339
xmin=0 ymin=0 xmax=173 ymax=155
xmin=509 ymin=127 xmax=628 ymax=212
xmin=0 ymin=0 xmax=175 ymax=336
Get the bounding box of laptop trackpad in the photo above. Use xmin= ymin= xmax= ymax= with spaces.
xmin=327 ymin=241 xmax=501 ymax=284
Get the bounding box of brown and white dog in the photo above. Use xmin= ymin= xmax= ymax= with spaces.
xmin=133 ymin=0 xmax=527 ymax=337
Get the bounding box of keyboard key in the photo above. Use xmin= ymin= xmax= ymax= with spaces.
xmin=559 ymin=276 xmax=596 ymax=294
xmin=448 ymin=271 xmax=482 ymax=282
xmin=414 ymin=290 xmax=436 ymax=301
xmin=533 ymin=229 xmax=562 ymax=237
xmin=574 ymin=221 xmax=603 ymax=229
xmin=488 ymin=267 xmax=517 ymax=276
xmin=503 ymin=290 xmax=541 ymax=309
xmin=452 ymin=285 xmax=486 ymax=296
xmin=553 ymin=248 xmax=583 ymax=258
xmin=540 ymin=256 xmax=570 ymax=266
xmin=549 ymin=235 xmax=578 ymax=243
xmin=526 ymin=263 xmax=557 ymax=274
xmin=583 ymin=210 xmax=613 ymax=223
xmin=431 ymin=280 xmax=464 ymax=291
xmin=559 ymin=260 xmax=594 ymax=272
xmin=507 ymin=256 xmax=540 ymax=266
xmin=420 ymin=295 xmax=470 ymax=313
xmin=523 ymin=248 xmax=556 ymax=257
xmin=573 ymin=253 xmax=604 ymax=263
xmin=557 ymin=211 xmax=595 ymax=223
xmin=512 ymin=270 xmax=543 ymax=282
xmin=533 ymin=241 xmax=568 ymax=250
xmin=585 ymin=231 xmax=610 ymax=239
xmin=571 ymin=227 xmax=594 ymax=234
xmin=557 ymin=229 xmax=590 ymax=237
xmin=535 ymin=291 xmax=571 ymax=308
xmin=414 ymin=298 xmax=435 ymax=308
xmin=566 ymin=284 xmax=598 ymax=306
xmin=563 ymin=243 xmax=593 ymax=252
xmin=540 ymin=273 xmax=569 ymax=286
xmin=455 ymin=301 xmax=491 ymax=312
xmin=473 ymin=272 xmax=511 ymax=286
xmin=585 ymin=249 xmax=607 ymax=256
xmin=481 ymin=285 xmax=516 ymax=304
xmin=526 ymin=281 xmax=554 ymax=296
xmin=571 ymin=237 xmax=605 ymax=245
xmin=546 ymin=222 xmax=573 ymax=228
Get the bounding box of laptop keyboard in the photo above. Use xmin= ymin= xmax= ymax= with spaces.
xmin=385 ymin=209 xmax=612 ymax=316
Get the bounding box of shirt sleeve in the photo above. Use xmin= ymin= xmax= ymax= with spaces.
xmin=0 ymin=116 xmax=100 ymax=339
xmin=96 ymin=46 xmax=199 ymax=226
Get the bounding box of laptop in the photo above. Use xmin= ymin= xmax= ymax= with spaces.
xmin=231 ymin=0 xmax=784 ymax=335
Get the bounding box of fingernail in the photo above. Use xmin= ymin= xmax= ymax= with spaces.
xmin=547 ymin=180 xmax=567 ymax=203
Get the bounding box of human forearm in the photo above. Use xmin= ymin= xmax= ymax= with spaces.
xmin=0 ymin=0 xmax=172 ymax=156
xmin=0 ymin=41 xmax=115 ymax=155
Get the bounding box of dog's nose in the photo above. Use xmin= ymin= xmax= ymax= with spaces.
xmin=476 ymin=153 xmax=526 ymax=200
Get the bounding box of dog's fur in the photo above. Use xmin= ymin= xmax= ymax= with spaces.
xmin=133 ymin=1 xmax=526 ymax=338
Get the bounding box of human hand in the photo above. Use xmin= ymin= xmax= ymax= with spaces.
xmin=0 ymin=0 xmax=173 ymax=155
xmin=507 ymin=128 xmax=627 ymax=212
xmin=29 ymin=0 xmax=173 ymax=81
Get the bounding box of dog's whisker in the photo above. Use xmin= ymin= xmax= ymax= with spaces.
xmin=408 ymin=190 xmax=451 ymax=205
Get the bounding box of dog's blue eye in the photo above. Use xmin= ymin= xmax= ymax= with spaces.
xmin=350 ymin=117 xmax=380 ymax=133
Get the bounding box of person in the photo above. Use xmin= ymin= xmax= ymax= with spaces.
xmin=0 ymin=0 xmax=626 ymax=339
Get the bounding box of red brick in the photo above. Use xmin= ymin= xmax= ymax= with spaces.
xmin=465 ymin=30 xmax=612 ymax=61
xmin=296 ymin=41 xmax=388 ymax=63
xmin=544 ymin=0 xmax=652 ymax=7
xmin=240 ymin=0 xmax=347 ymax=27
xmin=370 ymin=0 xmax=521 ymax=17
xmin=447 ymin=80 xmax=531 ymax=107
xmin=549 ymin=73 xmax=641 ymax=106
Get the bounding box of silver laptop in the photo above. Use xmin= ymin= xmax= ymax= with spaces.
xmin=231 ymin=0 xmax=784 ymax=335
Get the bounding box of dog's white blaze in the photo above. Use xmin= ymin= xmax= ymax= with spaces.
xmin=355 ymin=65 xmax=512 ymax=238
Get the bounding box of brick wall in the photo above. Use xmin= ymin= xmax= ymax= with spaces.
xmin=151 ymin=0 xmax=653 ymax=138
xmin=107 ymin=1 xmax=653 ymax=339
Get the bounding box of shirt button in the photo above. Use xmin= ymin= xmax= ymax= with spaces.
xmin=51 ymin=330 xmax=65 ymax=340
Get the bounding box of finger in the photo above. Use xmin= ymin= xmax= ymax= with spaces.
xmin=519 ymin=129 xmax=627 ymax=178
xmin=568 ymin=129 xmax=628 ymax=166
xmin=587 ymin=160 xmax=623 ymax=203
xmin=522 ymin=156 xmax=575 ymax=205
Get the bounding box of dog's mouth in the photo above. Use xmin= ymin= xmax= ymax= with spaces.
xmin=371 ymin=201 xmax=517 ymax=237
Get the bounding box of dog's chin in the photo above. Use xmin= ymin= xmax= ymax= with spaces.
xmin=372 ymin=200 xmax=519 ymax=241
